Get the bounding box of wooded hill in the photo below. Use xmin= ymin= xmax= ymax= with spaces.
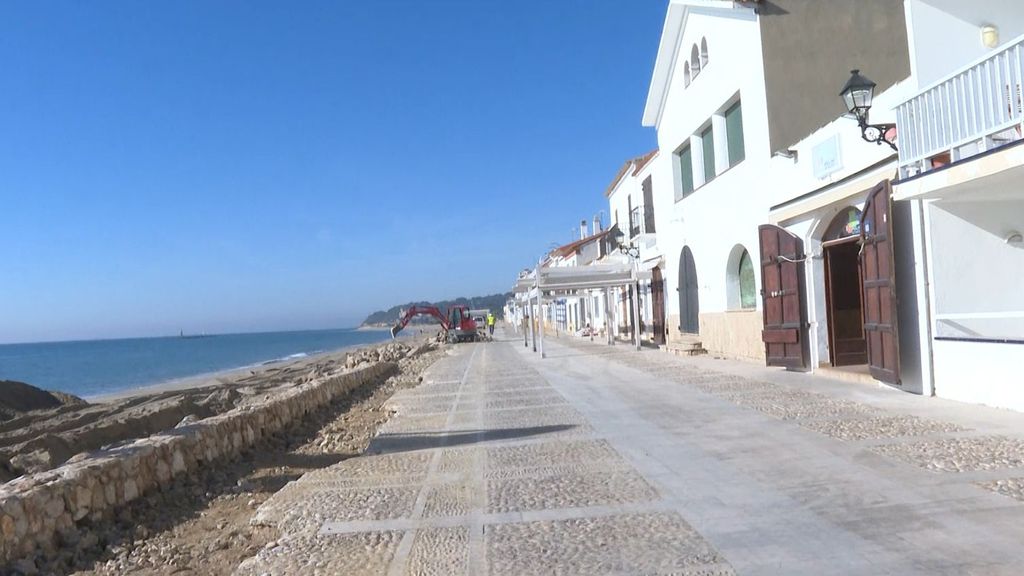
xmin=361 ymin=293 xmax=512 ymax=327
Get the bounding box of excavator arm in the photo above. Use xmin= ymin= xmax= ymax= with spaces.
xmin=390 ymin=305 xmax=449 ymax=339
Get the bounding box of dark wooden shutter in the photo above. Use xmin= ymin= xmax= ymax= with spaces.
xmin=652 ymin=267 xmax=666 ymax=345
xmin=642 ymin=176 xmax=656 ymax=233
xmin=860 ymin=181 xmax=901 ymax=385
xmin=759 ymin=224 xmax=810 ymax=370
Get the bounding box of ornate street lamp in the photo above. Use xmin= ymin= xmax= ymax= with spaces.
xmin=840 ymin=69 xmax=897 ymax=151
xmin=611 ymin=228 xmax=640 ymax=259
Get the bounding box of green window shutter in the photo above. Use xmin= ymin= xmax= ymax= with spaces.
xmin=726 ymin=101 xmax=745 ymax=167
xmin=678 ymin=146 xmax=693 ymax=199
xmin=701 ymin=127 xmax=715 ymax=183
xmin=739 ymin=250 xmax=756 ymax=309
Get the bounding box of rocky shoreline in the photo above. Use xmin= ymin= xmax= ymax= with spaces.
xmin=0 ymin=338 xmax=445 ymax=575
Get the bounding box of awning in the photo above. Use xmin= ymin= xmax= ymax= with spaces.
xmin=511 ymin=262 xmax=649 ymax=298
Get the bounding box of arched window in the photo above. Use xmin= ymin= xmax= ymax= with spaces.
xmin=700 ymin=37 xmax=709 ymax=67
xmin=726 ymin=245 xmax=756 ymax=310
xmin=738 ymin=250 xmax=755 ymax=309
xmin=690 ymin=45 xmax=701 ymax=77
xmin=683 ymin=62 xmax=691 ymax=87
xmin=823 ymin=207 xmax=862 ymax=242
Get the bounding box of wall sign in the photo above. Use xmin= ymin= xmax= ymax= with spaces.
xmin=812 ymin=134 xmax=843 ymax=179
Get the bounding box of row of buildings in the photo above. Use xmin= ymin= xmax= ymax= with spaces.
xmin=509 ymin=0 xmax=1024 ymax=412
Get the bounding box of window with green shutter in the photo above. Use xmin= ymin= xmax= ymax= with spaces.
xmin=677 ymin=145 xmax=693 ymax=201
xmin=701 ymin=126 xmax=715 ymax=184
xmin=725 ymin=101 xmax=745 ymax=167
xmin=739 ymin=249 xmax=756 ymax=309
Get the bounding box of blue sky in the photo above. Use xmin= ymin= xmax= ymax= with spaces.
xmin=0 ymin=1 xmax=664 ymax=343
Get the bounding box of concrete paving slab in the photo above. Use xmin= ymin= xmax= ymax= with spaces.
xmin=236 ymin=332 xmax=1024 ymax=575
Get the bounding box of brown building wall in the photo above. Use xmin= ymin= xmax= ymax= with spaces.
xmin=757 ymin=0 xmax=910 ymax=154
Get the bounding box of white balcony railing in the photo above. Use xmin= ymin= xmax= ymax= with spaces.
xmin=897 ymin=36 xmax=1024 ymax=179
xmin=628 ymin=205 xmax=654 ymax=239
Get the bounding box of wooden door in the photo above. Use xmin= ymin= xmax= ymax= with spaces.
xmin=860 ymin=181 xmax=901 ymax=384
xmin=652 ymin=267 xmax=666 ymax=345
xmin=759 ymin=224 xmax=810 ymax=370
xmin=678 ymin=247 xmax=699 ymax=334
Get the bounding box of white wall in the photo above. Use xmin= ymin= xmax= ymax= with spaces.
xmin=928 ymin=198 xmax=1024 ymax=338
xmin=934 ymin=340 xmax=1024 ymax=411
xmin=650 ymin=7 xmax=771 ymax=321
xmin=906 ymin=0 xmax=1024 ymax=88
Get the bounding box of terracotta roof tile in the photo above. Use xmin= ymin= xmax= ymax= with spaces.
xmin=603 ymin=149 xmax=658 ymax=197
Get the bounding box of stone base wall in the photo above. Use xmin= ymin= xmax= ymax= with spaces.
xmin=665 ymin=312 xmax=765 ymax=361
xmin=699 ymin=311 xmax=765 ymax=362
xmin=0 ymin=361 xmax=396 ymax=565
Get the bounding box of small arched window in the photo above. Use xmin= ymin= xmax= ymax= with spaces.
xmin=726 ymin=244 xmax=756 ymax=310
xmin=690 ymin=45 xmax=701 ymax=77
xmin=683 ymin=62 xmax=691 ymax=87
xmin=700 ymin=37 xmax=709 ymax=67
xmin=738 ymin=250 xmax=756 ymax=309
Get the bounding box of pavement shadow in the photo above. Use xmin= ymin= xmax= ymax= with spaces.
xmin=369 ymin=424 xmax=576 ymax=454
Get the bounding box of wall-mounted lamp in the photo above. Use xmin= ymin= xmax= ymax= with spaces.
xmin=840 ymin=69 xmax=898 ymax=151
xmin=611 ymin=228 xmax=640 ymax=259
xmin=981 ymin=25 xmax=1000 ymax=49
xmin=1006 ymin=231 xmax=1023 ymax=246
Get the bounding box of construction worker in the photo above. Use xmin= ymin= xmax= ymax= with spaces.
xmin=486 ymin=312 xmax=496 ymax=336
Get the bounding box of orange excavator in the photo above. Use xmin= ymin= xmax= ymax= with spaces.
xmin=390 ymin=304 xmax=480 ymax=343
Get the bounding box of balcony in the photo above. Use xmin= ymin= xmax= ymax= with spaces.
xmin=896 ymin=35 xmax=1024 ymax=180
xmin=628 ymin=205 xmax=653 ymax=239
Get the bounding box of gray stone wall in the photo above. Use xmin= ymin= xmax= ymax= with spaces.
xmin=0 ymin=361 xmax=395 ymax=566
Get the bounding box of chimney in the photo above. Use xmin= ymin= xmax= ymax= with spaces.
xmin=580 ymin=220 xmax=587 ymax=240
xmin=592 ymin=213 xmax=603 ymax=236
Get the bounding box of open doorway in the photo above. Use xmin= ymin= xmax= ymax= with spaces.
xmin=822 ymin=208 xmax=867 ymax=366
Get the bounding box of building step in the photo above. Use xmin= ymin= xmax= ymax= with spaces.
xmin=667 ymin=339 xmax=708 ymax=357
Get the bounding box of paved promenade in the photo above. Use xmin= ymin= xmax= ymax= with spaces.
xmin=237 ymin=331 xmax=1024 ymax=575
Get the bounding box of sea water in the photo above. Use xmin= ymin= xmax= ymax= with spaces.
xmin=0 ymin=329 xmax=392 ymax=399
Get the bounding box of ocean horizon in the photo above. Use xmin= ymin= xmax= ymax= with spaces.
xmin=0 ymin=328 xmax=393 ymax=399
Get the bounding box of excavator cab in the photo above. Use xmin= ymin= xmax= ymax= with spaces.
xmin=446 ymin=305 xmax=478 ymax=343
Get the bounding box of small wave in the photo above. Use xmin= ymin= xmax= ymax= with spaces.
xmin=260 ymin=352 xmax=309 ymax=365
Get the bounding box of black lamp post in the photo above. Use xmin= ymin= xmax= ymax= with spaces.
xmin=611 ymin=228 xmax=640 ymax=259
xmin=840 ymin=69 xmax=898 ymax=151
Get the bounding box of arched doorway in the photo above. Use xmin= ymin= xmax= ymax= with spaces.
xmin=822 ymin=207 xmax=867 ymax=366
xmin=678 ymin=246 xmax=699 ymax=334
xmin=652 ymin=267 xmax=666 ymax=345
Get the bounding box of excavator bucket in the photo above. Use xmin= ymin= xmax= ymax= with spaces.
xmin=390 ymin=323 xmax=403 ymax=339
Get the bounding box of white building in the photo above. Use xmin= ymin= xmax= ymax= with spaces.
xmin=604 ymin=150 xmax=667 ymax=345
xmin=641 ymin=0 xmax=911 ymax=363
xmin=889 ymin=0 xmax=1024 ymax=410
xmin=541 ymin=222 xmax=617 ymax=336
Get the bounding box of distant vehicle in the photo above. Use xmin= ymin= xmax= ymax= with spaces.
xmin=469 ymin=309 xmax=490 ymax=334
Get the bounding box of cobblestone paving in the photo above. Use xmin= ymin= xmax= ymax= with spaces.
xmin=561 ymin=341 xmax=987 ymax=463
xmin=237 ymin=343 xmax=734 ymax=575
xmin=486 ymin=513 xmax=734 ymax=576
xmin=799 ymin=415 xmax=966 ymax=441
xmin=978 ymin=477 xmax=1024 ymax=502
xmin=872 ymin=435 xmax=1024 ymax=472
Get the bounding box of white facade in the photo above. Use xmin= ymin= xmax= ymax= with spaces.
xmin=604 ymin=151 xmax=665 ymax=343
xmin=893 ymin=0 xmax=1024 ymax=411
xmin=643 ymin=1 xmax=771 ymax=360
